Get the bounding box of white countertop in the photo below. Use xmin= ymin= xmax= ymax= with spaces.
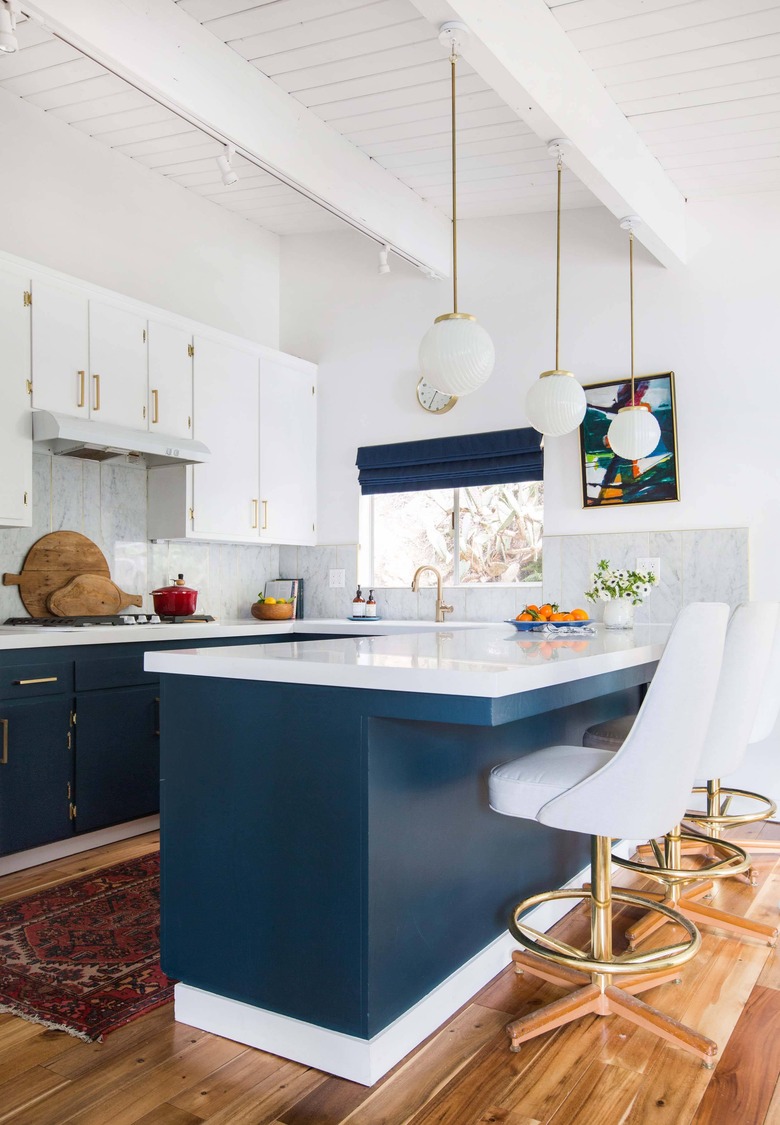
xmin=144 ymin=624 xmax=669 ymax=698
xmin=0 ymin=617 xmax=482 ymax=651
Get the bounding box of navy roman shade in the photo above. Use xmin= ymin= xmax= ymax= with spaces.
xmin=356 ymin=427 xmax=543 ymax=495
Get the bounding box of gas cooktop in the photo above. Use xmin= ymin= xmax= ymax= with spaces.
xmin=4 ymin=615 xmax=216 ymax=627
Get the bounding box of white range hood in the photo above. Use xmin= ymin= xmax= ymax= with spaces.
xmin=32 ymin=411 xmax=210 ymax=466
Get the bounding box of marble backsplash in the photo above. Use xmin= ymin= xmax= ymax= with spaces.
xmin=0 ymin=456 xmax=748 ymax=627
xmin=0 ymin=453 xmax=280 ymax=622
xmin=281 ymin=525 xmax=749 ymax=625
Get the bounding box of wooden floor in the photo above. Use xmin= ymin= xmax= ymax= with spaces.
xmin=0 ymin=825 xmax=778 ymax=1125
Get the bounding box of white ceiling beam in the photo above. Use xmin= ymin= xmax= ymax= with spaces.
xmin=407 ymin=0 xmax=688 ymax=266
xmin=22 ymin=0 xmax=453 ymax=275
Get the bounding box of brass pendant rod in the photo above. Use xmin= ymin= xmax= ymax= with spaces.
xmin=555 ymin=155 xmax=562 ymax=370
xmin=450 ymin=51 xmax=458 ymax=315
xmin=629 ymin=229 xmax=635 ymax=404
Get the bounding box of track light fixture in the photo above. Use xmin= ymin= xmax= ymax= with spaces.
xmin=378 ymin=245 xmax=391 ymax=275
xmin=0 ymin=1 xmax=21 ymax=54
xmin=216 ymin=144 xmax=238 ymax=187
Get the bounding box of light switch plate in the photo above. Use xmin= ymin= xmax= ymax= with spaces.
xmin=637 ymin=557 xmax=661 ymax=582
xmin=329 ymin=569 xmax=346 ymax=589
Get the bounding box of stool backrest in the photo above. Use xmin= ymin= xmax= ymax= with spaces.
xmin=702 ymin=602 xmax=779 ymax=778
xmin=539 ymin=602 xmax=728 ymax=840
xmin=749 ymin=611 xmax=780 ymax=744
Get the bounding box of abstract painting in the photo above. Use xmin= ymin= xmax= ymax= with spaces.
xmin=579 ymin=372 xmax=679 ymax=508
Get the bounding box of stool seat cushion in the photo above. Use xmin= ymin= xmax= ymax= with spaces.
xmin=582 ymin=714 xmax=635 ymax=752
xmin=489 ymin=746 xmax=614 ymax=821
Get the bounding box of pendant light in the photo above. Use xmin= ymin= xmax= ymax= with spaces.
xmin=606 ymin=218 xmax=662 ymax=461
xmin=524 ymin=142 xmax=586 ymax=437
xmin=0 ymin=0 xmax=20 ymax=54
xmin=418 ymin=22 xmax=494 ymax=397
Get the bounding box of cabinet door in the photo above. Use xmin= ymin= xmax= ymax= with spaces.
xmin=147 ymin=320 xmax=193 ymax=440
xmin=89 ymin=300 xmax=148 ymax=431
xmin=31 ymin=278 xmax=90 ymax=417
xmin=75 ymin=686 xmax=159 ymax=834
xmin=0 ymin=698 xmax=73 ymax=856
xmin=0 ymin=266 xmax=33 ymax=528
xmin=191 ymin=336 xmax=259 ymax=539
xmin=259 ymin=359 xmax=317 ymax=545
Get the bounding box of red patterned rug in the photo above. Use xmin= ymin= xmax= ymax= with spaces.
xmin=0 ymin=852 xmax=175 ymax=1041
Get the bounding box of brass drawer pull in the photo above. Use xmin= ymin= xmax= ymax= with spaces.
xmin=252 ymin=499 xmax=259 ymax=529
xmin=77 ymin=370 xmax=85 ymax=408
xmin=262 ymin=499 xmax=268 ymax=530
xmin=14 ymin=676 xmax=58 ymax=685
xmin=0 ymin=719 xmax=7 ymax=765
xmin=93 ymin=373 xmax=101 ymax=411
xmin=152 ymin=388 xmax=159 ymax=424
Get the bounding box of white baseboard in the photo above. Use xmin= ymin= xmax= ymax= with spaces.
xmin=0 ymin=816 xmax=160 ymax=877
xmin=175 ymin=838 xmax=640 ymax=1086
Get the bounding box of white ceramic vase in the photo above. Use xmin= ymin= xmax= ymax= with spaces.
xmin=603 ymin=596 xmax=635 ymax=630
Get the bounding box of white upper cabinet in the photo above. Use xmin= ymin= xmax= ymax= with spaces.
xmin=191 ymin=336 xmax=259 ymax=540
xmin=30 ymin=278 xmax=90 ymax=417
xmin=88 ymin=300 xmax=148 ymax=431
xmin=0 ymin=265 xmax=32 ymax=528
xmin=258 ymin=358 xmax=317 ymax=546
xmin=147 ymin=320 xmax=193 ymax=440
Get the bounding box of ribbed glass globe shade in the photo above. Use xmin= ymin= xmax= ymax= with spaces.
xmin=418 ymin=315 xmax=495 ymax=397
xmin=607 ymin=407 xmax=661 ymax=461
xmin=525 ymin=373 xmax=586 ymax=437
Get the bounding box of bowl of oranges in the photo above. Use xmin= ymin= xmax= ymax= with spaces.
xmin=508 ymin=603 xmax=590 ymax=630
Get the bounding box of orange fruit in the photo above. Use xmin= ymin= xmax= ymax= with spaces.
xmin=516 ymin=612 xmax=533 ymax=621
xmin=571 ymin=608 xmax=589 ymax=621
xmin=550 ymin=612 xmax=571 ymax=622
xmin=525 ymin=604 xmax=539 ymax=614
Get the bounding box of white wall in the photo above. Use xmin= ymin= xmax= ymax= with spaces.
xmin=0 ymin=90 xmax=279 ymax=346
xmin=281 ymin=195 xmax=780 ymax=601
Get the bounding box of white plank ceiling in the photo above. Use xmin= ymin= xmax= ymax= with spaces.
xmin=546 ymin=0 xmax=780 ymax=200
xmin=3 ymin=0 xmax=779 ymax=242
xmin=173 ymin=0 xmax=598 ymax=220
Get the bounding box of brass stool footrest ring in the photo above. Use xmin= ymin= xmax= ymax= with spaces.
xmin=686 ymin=786 xmax=777 ymax=830
xmin=509 ymin=887 xmax=701 ymax=977
xmin=613 ymin=831 xmax=751 ymax=883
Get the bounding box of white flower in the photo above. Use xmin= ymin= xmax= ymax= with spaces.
xmin=638 ymin=582 xmax=653 ymax=598
xmin=599 ymin=590 xmax=612 ymax=601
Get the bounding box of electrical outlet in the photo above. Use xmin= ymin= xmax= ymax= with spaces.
xmin=637 ymin=557 xmax=661 ymax=582
xmin=329 ymin=569 xmax=346 ymax=589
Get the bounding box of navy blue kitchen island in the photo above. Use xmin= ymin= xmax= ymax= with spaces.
xmin=147 ymin=625 xmax=665 ymax=1083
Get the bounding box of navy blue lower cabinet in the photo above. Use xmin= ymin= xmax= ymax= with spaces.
xmin=74 ymin=686 xmax=160 ymax=834
xmin=0 ymin=697 xmax=73 ymax=855
xmin=159 ymin=672 xmax=645 ymax=1040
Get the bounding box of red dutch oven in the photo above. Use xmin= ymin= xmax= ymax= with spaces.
xmin=150 ymin=574 xmax=198 ymax=617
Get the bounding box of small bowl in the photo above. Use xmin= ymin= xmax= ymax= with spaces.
xmin=251 ymin=602 xmax=294 ymax=621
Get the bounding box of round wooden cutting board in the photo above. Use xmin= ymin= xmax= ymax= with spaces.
xmin=3 ymin=531 xmax=112 ymax=617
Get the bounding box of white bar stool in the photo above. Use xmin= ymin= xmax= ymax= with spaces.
xmin=588 ymin=603 xmax=779 ymax=950
xmin=488 ymin=603 xmax=729 ymax=1066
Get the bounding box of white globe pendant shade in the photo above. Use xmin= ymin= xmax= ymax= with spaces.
xmin=525 ymin=371 xmax=586 ymax=437
xmin=419 ymin=313 xmax=495 ymax=397
xmin=607 ymin=406 xmax=661 ymax=461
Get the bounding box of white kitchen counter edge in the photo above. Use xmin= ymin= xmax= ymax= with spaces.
xmin=0 ymin=618 xmax=484 ymax=650
xmin=144 ymin=626 xmax=667 ymax=699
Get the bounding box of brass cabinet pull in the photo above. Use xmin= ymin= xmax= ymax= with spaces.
xmin=251 ymin=499 xmax=259 ymax=529
xmin=0 ymin=719 xmax=7 ymax=765
xmin=14 ymin=676 xmax=58 ymax=685
xmin=262 ymin=500 xmax=268 ymax=530
xmin=151 ymin=388 xmax=159 ymax=424
xmin=93 ymin=373 xmax=101 ymax=411
xmin=77 ymin=370 xmax=85 ymax=408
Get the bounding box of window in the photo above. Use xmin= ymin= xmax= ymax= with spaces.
xmin=356 ymin=427 xmax=544 ymax=589
xmin=368 ymin=481 xmax=543 ymax=589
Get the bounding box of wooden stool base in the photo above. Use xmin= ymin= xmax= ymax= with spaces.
xmin=508 ymin=950 xmax=717 ymax=1066
xmin=623 ymin=883 xmax=778 ymax=949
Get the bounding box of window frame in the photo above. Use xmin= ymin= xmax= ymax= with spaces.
xmin=359 ymin=484 xmax=544 ymax=590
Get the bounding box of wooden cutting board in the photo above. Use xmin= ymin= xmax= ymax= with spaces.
xmin=3 ymin=531 xmax=113 ymax=617
xmin=47 ymin=574 xmax=143 ymax=617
